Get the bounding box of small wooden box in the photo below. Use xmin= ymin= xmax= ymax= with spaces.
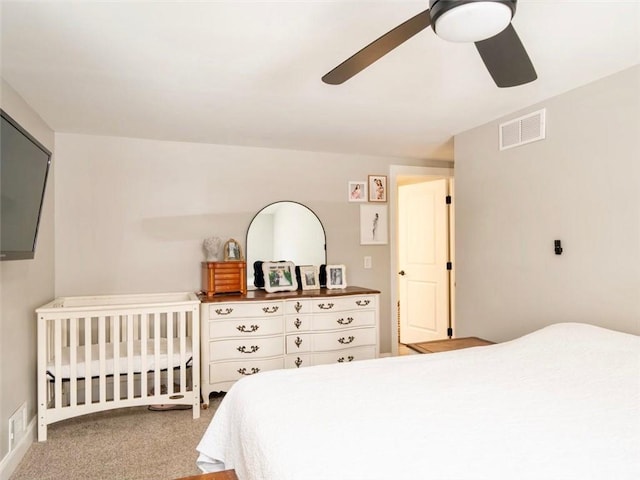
xmin=202 ymin=261 xmax=247 ymax=297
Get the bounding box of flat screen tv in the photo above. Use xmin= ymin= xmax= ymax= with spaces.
xmin=1 ymin=109 xmax=52 ymax=261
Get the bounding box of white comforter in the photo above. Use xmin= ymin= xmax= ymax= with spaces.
xmin=196 ymin=323 xmax=640 ymax=480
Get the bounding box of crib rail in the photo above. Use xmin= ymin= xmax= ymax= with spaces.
xmin=37 ymin=293 xmax=200 ymax=441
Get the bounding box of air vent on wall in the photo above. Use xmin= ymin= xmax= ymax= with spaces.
xmin=499 ymin=108 xmax=546 ymax=150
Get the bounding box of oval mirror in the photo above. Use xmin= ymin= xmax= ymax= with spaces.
xmin=246 ymin=201 xmax=326 ymax=288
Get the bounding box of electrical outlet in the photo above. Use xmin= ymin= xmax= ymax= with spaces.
xmin=364 ymin=256 xmax=372 ymax=269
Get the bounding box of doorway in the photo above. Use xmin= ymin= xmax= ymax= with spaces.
xmin=389 ymin=165 xmax=454 ymax=356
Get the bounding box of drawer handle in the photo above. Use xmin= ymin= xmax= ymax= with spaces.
xmin=355 ymin=300 xmax=370 ymax=307
xmin=215 ymin=308 xmax=234 ymax=316
xmin=262 ymin=306 xmax=279 ymax=314
xmin=337 ymin=356 xmax=355 ymax=363
xmin=237 ymin=345 xmax=260 ymax=354
xmin=294 ymin=337 xmax=303 ymax=348
xmin=295 ymin=301 xmax=303 ymax=313
xmin=317 ymin=302 xmax=334 ymax=310
xmin=337 ymin=317 xmax=354 ymax=325
xmin=238 ymin=367 xmax=260 ymax=376
xmin=338 ymin=336 xmax=355 ymax=345
xmin=294 ymin=318 xmax=302 ymax=329
xmin=237 ymin=324 xmax=259 ymax=333
xmin=295 ymin=357 xmax=303 ymax=368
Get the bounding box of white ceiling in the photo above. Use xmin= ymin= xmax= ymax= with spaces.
xmin=2 ymin=1 xmax=639 ymax=161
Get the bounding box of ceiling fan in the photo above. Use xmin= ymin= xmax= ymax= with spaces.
xmin=322 ymin=0 xmax=537 ymax=88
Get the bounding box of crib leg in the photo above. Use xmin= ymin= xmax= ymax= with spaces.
xmin=38 ymin=413 xmax=47 ymax=442
xmin=192 ymin=390 xmax=201 ymax=418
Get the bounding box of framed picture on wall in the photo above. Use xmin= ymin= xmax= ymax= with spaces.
xmin=360 ymin=204 xmax=388 ymax=245
xmin=348 ymin=181 xmax=367 ymax=202
xmin=368 ymin=175 xmax=387 ymax=202
xmin=326 ymin=264 xmax=347 ymax=289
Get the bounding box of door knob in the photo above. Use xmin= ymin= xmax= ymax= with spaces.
xmin=398 ymin=270 xmax=406 ymax=276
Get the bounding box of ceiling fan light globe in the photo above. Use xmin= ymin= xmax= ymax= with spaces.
xmin=434 ymin=2 xmax=513 ymax=43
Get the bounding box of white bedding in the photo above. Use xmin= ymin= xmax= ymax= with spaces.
xmin=196 ymin=323 xmax=640 ymax=480
xmin=47 ymin=337 xmax=193 ymax=380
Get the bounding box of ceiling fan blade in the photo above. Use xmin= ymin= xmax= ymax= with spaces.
xmin=322 ymin=9 xmax=431 ymax=85
xmin=474 ymin=23 xmax=537 ymax=88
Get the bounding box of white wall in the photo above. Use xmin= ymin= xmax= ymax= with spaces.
xmin=54 ymin=133 xmax=447 ymax=353
xmin=454 ymin=66 xmax=640 ymax=342
xmin=0 ymin=79 xmax=55 ymax=475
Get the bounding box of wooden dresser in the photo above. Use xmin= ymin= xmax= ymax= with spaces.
xmin=199 ymin=286 xmax=380 ymax=400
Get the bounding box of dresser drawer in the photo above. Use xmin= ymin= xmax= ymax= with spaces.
xmin=284 ymin=314 xmax=312 ymax=333
xmin=284 ymin=353 xmax=312 ymax=369
xmin=313 ymin=346 xmax=377 ymax=366
xmin=312 ymin=310 xmax=375 ymax=331
xmin=208 ymin=316 xmax=283 ymax=340
xmin=285 ymin=299 xmax=312 ymax=315
xmin=286 ymin=346 xmax=376 ymax=369
xmin=207 ymin=301 xmax=283 ymax=319
xmin=210 ymin=336 xmax=284 ymax=361
xmin=311 ymin=295 xmax=376 ymax=313
xmin=285 ymin=333 xmax=312 ymax=353
xmin=209 ymin=357 xmax=284 ymax=384
xmin=312 ymin=327 xmax=376 ymax=352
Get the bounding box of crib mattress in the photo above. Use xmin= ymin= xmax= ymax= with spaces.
xmin=46 ymin=337 xmax=193 ymax=380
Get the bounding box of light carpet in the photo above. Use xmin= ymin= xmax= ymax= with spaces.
xmin=10 ymin=395 xmax=224 ymax=480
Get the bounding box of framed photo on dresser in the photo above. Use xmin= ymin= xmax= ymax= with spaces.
xmin=262 ymin=261 xmax=297 ymax=293
xmin=326 ymin=264 xmax=347 ymax=289
xmin=299 ymin=265 xmax=320 ymax=290
xmin=223 ymin=238 xmax=243 ymax=261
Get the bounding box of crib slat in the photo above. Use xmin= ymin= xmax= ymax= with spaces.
xmin=54 ymin=320 xmax=62 ymax=410
xmin=127 ymin=315 xmax=135 ymax=400
xmin=167 ymin=312 xmax=174 ymax=394
xmin=112 ymin=315 xmax=120 ymax=402
xmin=140 ymin=313 xmax=148 ymax=399
xmin=179 ymin=310 xmax=187 ymax=393
xmin=69 ymin=317 xmax=78 ymax=407
xmin=154 ymin=313 xmax=161 ymax=398
xmin=98 ymin=316 xmax=106 ymax=403
xmin=84 ymin=316 xmax=92 ymax=404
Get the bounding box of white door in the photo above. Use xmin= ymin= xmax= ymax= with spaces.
xmin=398 ymin=179 xmax=450 ymax=344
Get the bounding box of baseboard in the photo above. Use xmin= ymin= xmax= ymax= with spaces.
xmin=0 ymin=416 xmax=36 ymax=480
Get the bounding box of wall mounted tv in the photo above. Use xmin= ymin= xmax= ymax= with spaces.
xmin=1 ymin=109 xmax=52 ymax=261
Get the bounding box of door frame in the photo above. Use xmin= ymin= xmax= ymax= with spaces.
xmin=389 ymin=164 xmax=454 ymax=356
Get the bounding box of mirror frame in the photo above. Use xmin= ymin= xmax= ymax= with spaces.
xmin=245 ymin=201 xmax=327 ymax=288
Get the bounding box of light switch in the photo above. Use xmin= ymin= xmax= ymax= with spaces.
xmin=364 ymin=256 xmax=372 ymax=269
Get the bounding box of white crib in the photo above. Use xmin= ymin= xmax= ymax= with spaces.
xmin=36 ymin=292 xmax=200 ymax=441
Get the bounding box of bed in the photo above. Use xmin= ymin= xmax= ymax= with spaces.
xmin=196 ymin=323 xmax=640 ymax=479
xmin=37 ymin=292 xmax=201 ymax=441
